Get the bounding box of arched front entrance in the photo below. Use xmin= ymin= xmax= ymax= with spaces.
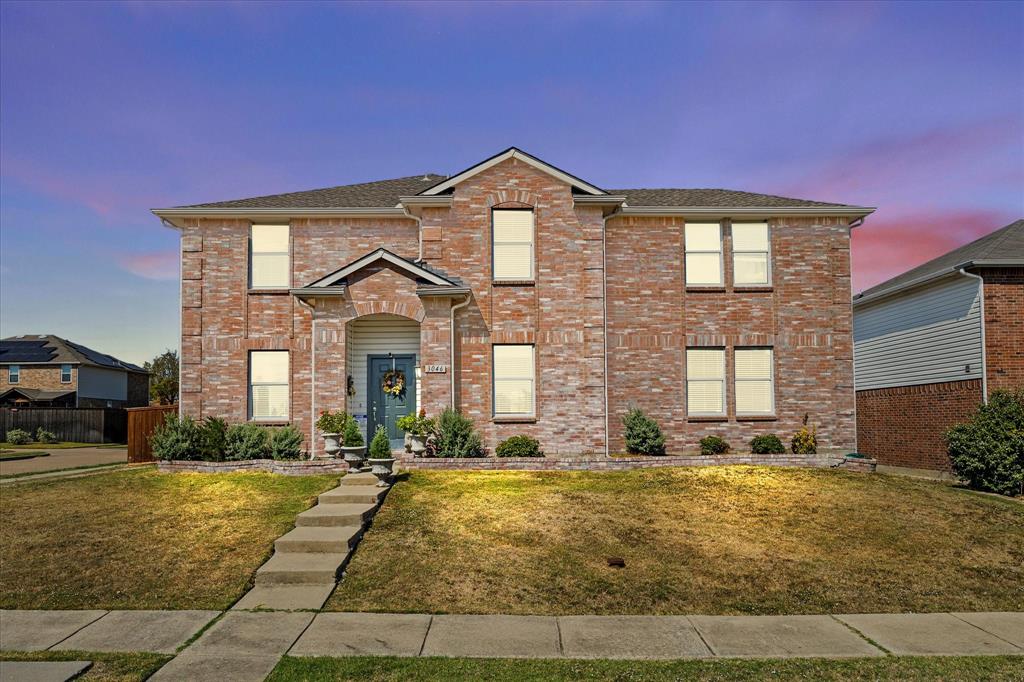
xmin=346 ymin=314 xmax=420 ymax=448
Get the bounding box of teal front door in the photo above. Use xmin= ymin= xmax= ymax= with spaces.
xmin=367 ymin=354 xmax=416 ymax=449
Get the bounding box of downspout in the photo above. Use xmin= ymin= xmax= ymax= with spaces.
xmin=602 ymin=206 xmax=623 ymax=457
xmin=450 ymin=294 xmax=471 ymax=409
xmin=959 ymin=268 xmax=988 ymax=404
xmin=296 ymin=297 xmax=318 ymax=457
xmin=403 ymin=206 xmax=425 ymax=263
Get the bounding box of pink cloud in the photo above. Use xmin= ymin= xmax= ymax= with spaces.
xmin=117 ymin=251 xmax=178 ymax=281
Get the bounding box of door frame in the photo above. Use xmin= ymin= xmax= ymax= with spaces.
xmin=366 ymin=353 xmax=417 ymax=443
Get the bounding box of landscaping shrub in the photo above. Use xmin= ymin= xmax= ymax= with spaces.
xmin=271 ymin=425 xmax=304 ymax=460
xmin=5 ymin=428 xmax=32 ymax=445
xmin=342 ymin=415 xmax=365 ymax=448
xmin=199 ymin=417 xmax=228 ymax=461
xmin=750 ymin=434 xmax=786 ymax=454
xmin=368 ymin=425 xmax=392 ymax=459
xmin=150 ymin=415 xmax=203 ymax=461
xmin=700 ymin=435 xmax=730 ymax=455
xmin=224 ymin=423 xmax=271 ymax=461
xmin=35 ymin=427 xmax=58 ymax=444
xmin=622 ymin=408 xmax=666 ymax=456
xmin=434 ymin=408 xmax=484 ymax=457
xmin=495 ymin=435 xmax=544 ymax=458
xmin=946 ymin=389 xmax=1024 ymax=497
xmin=791 ymin=415 xmax=817 ymax=455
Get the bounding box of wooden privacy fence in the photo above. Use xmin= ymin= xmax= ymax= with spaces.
xmin=127 ymin=405 xmax=177 ymax=463
xmin=0 ymin=407 xmax=127 ymax=444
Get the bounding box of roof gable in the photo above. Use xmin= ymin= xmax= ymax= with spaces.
xmin=0 ymin=335 xmax=146 ymax=372
xmin=418 ymin=147 xmax=606 ymax=197
xmin=305 ymin=248 xmax=459 ymax=288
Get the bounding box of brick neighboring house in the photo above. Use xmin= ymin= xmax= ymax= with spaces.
xmin=153 ymin=148 xmax=874 ymax=462
xmin=853 ymin=219 xmax=1024 ymax=475
xmin=0 ymin=335 xmax=150 ymax=408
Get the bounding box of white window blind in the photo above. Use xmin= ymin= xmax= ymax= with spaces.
xmin=733 ymin=223 xmax=770 ymax=285
xmin=493 ymin=345 xmax=535 ymax=415
xmin=735 ymin=348 xmax=774 ymax=414
xmin=250 ymin=224 xmax=290 ymax=288
xmin=686 ymin=349 xmax=725 ymax=415
xmin=250 ymin=351 xmax=289 ymax=420
xmin=60 ymin=364 xmax=72 ymax=383
xmin=493 ymin=210 xmax=534 ymax=280
xmin=685 ymin=222 xmax=723 ymax=286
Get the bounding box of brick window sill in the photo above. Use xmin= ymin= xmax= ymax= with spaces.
xmin=736 ymin=415 xmax=778 ymax=421
xmin=249 ymin=420 xmax=291 ymax=426
xmin=687 ymin=415 xmax=728 ymax=422
xmin=734 ymin=286 xmax=774 ymax=293
xmin=248 ymin=288 xmax=290 ymax=295
xmin=493 ymin=280 xmax=535 ymax=287
xmin=493 ymin=416 xmax=538 ymax=423
xmin=685 ymin=287 xmax=727 ymax=293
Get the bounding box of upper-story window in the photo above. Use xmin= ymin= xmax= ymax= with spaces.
xmin=8 ymin=365 xmax=20 ymax=384
xmin=250 ymin=224 xmax=290 ymax=289
xmin=733 ymin=222 xmax=771 ymax=286
xmin=685 ymin=222 xmax=723 ymax=286
xmin=492 ymin=209 xmax=534 ymax=281
xmin=60 ymin=364 xmax=72 ymax=383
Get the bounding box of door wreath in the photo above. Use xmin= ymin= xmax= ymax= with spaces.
xmin=381 ymin=369 xmax=406 ymax=397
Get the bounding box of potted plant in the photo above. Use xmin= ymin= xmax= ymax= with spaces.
xmin=401 ymin=409 xmax=435 ymax=456
xmin=339 ymin=414 xmax=367 ymax=470
xmin=367 ymin=425 xmax=396 ymax=487
xmin=315 ymin=410 xmax=346 ymax=459
xmin=396 ymin=414 xmax=416 ymax=452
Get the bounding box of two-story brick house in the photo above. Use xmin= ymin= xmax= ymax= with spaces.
xmin=153 ymin=148 xmax=873 ymax=461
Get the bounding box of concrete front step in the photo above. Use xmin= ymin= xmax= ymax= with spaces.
xmin=340 ymin=472 xmax=381 ymax=486
xmin=295 ymin=502 xmax=376 ymax=527
xmin=233 ymin=584 xmax=335 ymax=611
xmin=319 ymin=485 xmax=387 ymax=505
xmin=255 ymin=552 xmax=348 ymax=585
xmin=275 ymin=525 xmax=361 ymax=554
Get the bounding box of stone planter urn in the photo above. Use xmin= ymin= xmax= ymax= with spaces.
xmin=367 ymin=457 xmax=396 ymax=487
xmin=321 ymin=433 xmax=342 ymax=459
xmin=408 ymin=434 xmax=428 ymax=456
xmin=340 ymin=445 xmax=367 ymax=471
xmin=404 ymin=432 xmax=412 ymax=453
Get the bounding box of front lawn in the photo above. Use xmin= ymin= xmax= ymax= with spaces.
xmin=327 ymin=467 xmax=1024 ymax=615
xmin=0 ymin=468 xmax=336 ymax=610
xmin=0 ymin=450 xmax=49 ymax=460
xmin=0 ymin=651 xmax=171 ymax=681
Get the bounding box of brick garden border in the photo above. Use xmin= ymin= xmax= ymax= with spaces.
xmin=157 ymin=459 xmax=349 ymax=475
xmin=400 ymin=453 xmax=876 ymax=472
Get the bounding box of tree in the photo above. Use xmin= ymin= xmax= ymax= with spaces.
xmin=145 ymin=349 xmax=179 ymax=405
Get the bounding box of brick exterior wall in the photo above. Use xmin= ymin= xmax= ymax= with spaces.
xmin=856 ymin=379 xmax=983 ymax=471
xmin=0 ymin=365 xmax=77 ymax=393
xmin=982 ymin=267 xmax=1024 ymax=392
xmin=178 ymin=158 xmax=857 ymax=462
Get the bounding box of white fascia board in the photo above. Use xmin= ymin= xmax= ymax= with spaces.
xmin=419 ymin=148 xmax=606 ymax=196
xmin=397 ymin=195 xmax=454 ymax=207
xmin=152 ymin=207 xmax=408 ymax=229
xmin=573 ymin=195 xmax=627 ymax=205
xmin=617 ymin=206 xmax=876 ymax=219
xmin=308 ymin=248 xmax=453 ymax=288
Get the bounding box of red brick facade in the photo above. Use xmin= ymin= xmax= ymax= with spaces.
xmin=177 ymin=157 xmax=858 ymax=461
xmin=983 ymin=267 xmax=1024 ymax=392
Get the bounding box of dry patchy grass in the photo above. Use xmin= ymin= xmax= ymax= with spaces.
xmin=0 ymin=468 xmax=336 ymax=610
xmin=327 ymin=467 xmax=1024 ymax=615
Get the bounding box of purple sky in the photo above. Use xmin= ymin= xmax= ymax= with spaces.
xmin=1 ymin=1 xmax=1022 ymax=364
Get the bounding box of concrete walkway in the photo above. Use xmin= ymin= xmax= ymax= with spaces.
xmin=2 ymin=610 xmax=1021 ymax=681
xmin=0 ymin=447 xmax=126 ymax=477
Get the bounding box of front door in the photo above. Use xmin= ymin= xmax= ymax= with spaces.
xmin=367 ymin=354 xmax=416 ymax=449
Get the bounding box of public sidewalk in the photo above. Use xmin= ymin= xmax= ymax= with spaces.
xmin=1 ymin=609 xmax=1021 ymax=681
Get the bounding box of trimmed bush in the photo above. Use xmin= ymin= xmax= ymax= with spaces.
xmin=622 ymin=408 xmax=666 ymax=456
xmin=368 ymin=425 xmax=392 ymax=459
xmin=700 ymin=435 xmax=730 ymax=455
xmin=224 ymin=423 xmax=271 ymax=461
xmin=496 ymin=435 xmax=543 ymax=458
xmin=199 ymin=417 xmax=228 ymax=461
xmin=750 ymin=434 xmax=786 ymax=455
xmin=434 ymin=408 xmax=485 ymax=458
xmin=35 ymin=427 xmax=58 ymax=444
xmin=150 ymin=415 xmax=203 ymax=461
xmin=342 ymin=415 xmax=365 ymax=447
xmin=791 ymin=427 xmax=817 ymax=455
xmin=271 ymin=425 xmax=304 ymax=460
xmin=6 ymin=428 xmax=32 ymax=445
xmin=946 ymin=389 xmax=1024 ymax=497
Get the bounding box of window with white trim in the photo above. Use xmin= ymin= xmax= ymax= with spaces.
xmin=684 ymin=222 xmax=723 ymax=286
xmin=8 ymin=365 xmax=20 ymax=384
xmin=249 ymin=351 xmax=289 ymax=420
xmin=492 ymin=210 xmax=534 ymax=280
xmin=686 ymin=349 xmax=725 ymax=416
xmin=493 ymin=345 xmax=535 ymax=416
xmin=733 ymin=222 xmax=771 ymax=286
xmin=735 ymin=348 xmax=775 ymax=415
xmin=250 ymin=224 xmax=290 ymax=288
xmin=60 ymin=364 xmax=72 ymax=383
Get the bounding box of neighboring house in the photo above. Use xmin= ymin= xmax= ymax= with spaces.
xmin=153 ymin=147 xmax=873 ymax=460
xmin=0 ymin=335 xmax=150 ymax=408
xmin=853 ymin=219 xmax=1024 ymax=474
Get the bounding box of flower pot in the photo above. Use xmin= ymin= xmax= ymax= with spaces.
xmin=321 ymin=433 xmax=342 ymax=458
xmin=404 ymin=432 xmax=412 ymax=452
xmin=409 ymin=434 xmax=428 ymax=456
xmin=367 ymin=457 xmax=396 ymax=487
xmin=340 ymin=445 xmax=367 ymax=470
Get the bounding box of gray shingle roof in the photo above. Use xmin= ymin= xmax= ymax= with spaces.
xmin=0 ymin=335 xmax=147 ymax=373
xmin=608 ymin=188 xmax=852 ymax=208
xmin=857 ymin=218 xmax=1024 ymax=299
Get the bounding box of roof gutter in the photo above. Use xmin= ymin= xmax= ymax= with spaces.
xmin=618 ymin=206 xmax=875 ymax=219
xmin=854 ymin=258 xmax=1023 ymax=307
xmin=152 ymin=207 xmax=407 ymax=229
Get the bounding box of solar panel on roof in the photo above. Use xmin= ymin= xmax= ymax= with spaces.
xmin=0 ymin=340 xmax=57 ymax=363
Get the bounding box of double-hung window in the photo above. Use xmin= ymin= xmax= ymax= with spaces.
xmin=250 ymin=224 xmax=290 ymax=288
xmin=686 ymin=349 xmax=725 ymax=416
xmin=8 ymin=365 xmax=20 ymax=384
xmin=735 ymin=348 xmax=775 ymax=415
xmin=493 ymin=345 xmax=535 ymax=417
xmin=492 ymin=210 xmax=534 ymax=281
xmin=733 ymin=222 xmax=771 ymax=286
xmin=60 ymin=364 xmax=72 ymax=383
xmin=685 ymin=222 xmax=723 ymax=286
xmin=249 ymin=351 xmax=289 ymax=421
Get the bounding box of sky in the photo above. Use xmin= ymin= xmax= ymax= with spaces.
xmin=1 ymin=1 xmax=1022 ymax=365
